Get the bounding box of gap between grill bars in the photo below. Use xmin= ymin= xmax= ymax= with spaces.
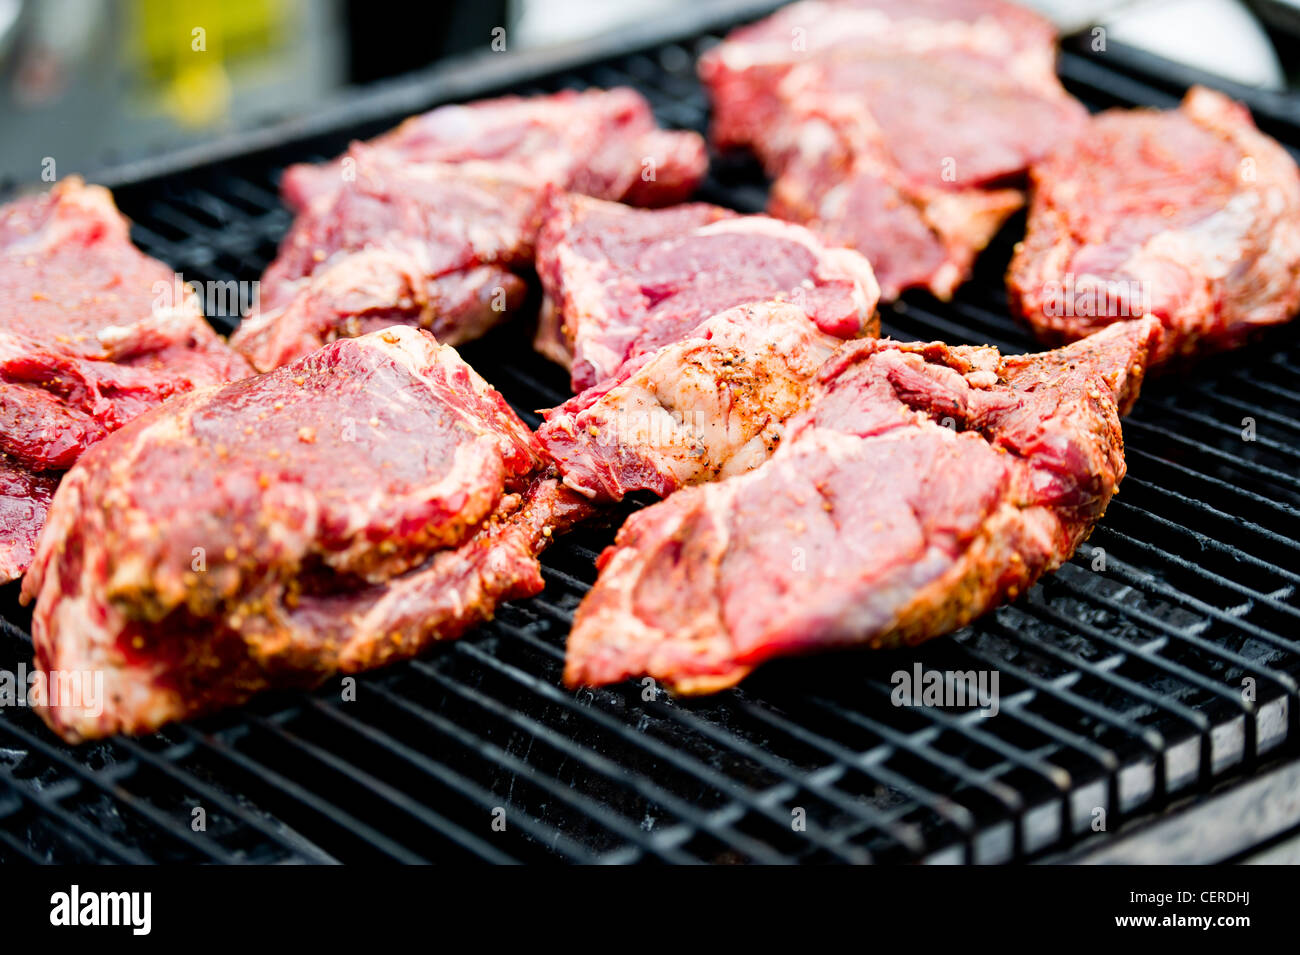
xmin=1 ymin=12 xmax=1299 ymax=864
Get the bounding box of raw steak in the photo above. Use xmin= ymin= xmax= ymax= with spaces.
xmin=241 ymin=89 xmax=708 ymax=371
xmin=538 ymin=302 xmax=844 ymax=501
xmin=280 ymin=88 xmax=707 ymax=212
xmin=23 ymin=327 xmax=592 ymax=740
xmin=0 ymin=331 xmax=238 ymax=470
xmin=1008 ymin=86 xmax=1300 ymax=365
xmin=0 ymin=179 xmax=248 ymax=583
xmin=232 ymin=155 xmax=541 ymax=371
xmin=0 ymin=178 xmax=245 ymax=372
xmin=0 ymin=456 xmax=57 ymax=584
xmin=565 ymin=316 xmax=1162 ymax=693
xmin=700 ymin=0 xmax=1087 ymax=300
xmin=534 ymin=192 xmax=880 ymax=391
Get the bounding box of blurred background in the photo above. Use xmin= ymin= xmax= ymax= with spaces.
xmin=0 ymin=0 xmax=1296 ymax=186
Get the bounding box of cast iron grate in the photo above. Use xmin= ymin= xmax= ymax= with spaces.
xmin=1 ymin=18 xmax=1298 ymax=863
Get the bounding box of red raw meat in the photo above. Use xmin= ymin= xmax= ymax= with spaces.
xmin=700 ymin=0 xmax=1087 ymax=300
xmin=1008 ymin=87 xmax=1300 ymax=365
xmin=237 ymin=89 xmax=708 ymax=372
xmin=534 ymin=192 xmax=879 ymax=391
xmin=280 ymin=88 xmax=707 ymax=212
xmin=0 ymin=456 xmax=57 ymax=584
xmin=565 ymin=317 xmax=1162 ymax=693
xmin=232 ymin=155 xmax=540 ymax=371
xmin=538 ymin=301 xmax=847 ymax=502
xmin=0 ymin=179 xmax=248 ymax=583
xmin=0 ymin=178 xmax=245 ymax=370
xmin=23 ymin=326 xmax=593 ymax=740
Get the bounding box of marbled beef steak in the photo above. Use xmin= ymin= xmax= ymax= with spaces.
xmin=0 ymin=179 xmax=248 ymax=582
xmin=1008 ymin=86 xmax=1300 ymax=365
xmin=280 ymin=87 xmax=707 ymax=213
xmin=236 ymin=89 xmax=708 ymax=371
xmin=538 ymin=301 xmax=851 ymax=502
xmin=700 ymin=0 xmax=1087 ymax=300
xmin=534 ymin=192 xmax=880 ymax=392
xmin=22 ymin=326 xmax=590 ymax=741
xmin=565 ymin=317 xmax=1162 ymax=693
xmin=0 ymin=457 xmax=56 ymax=584
xmin=232 ymin=155 xmax=545 ymax=371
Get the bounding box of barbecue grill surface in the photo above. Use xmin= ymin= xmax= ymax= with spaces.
xmin=1 ymin=12 xmax=1299 ymax=864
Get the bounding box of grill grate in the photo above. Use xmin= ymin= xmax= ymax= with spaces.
xmin=2 ymin=18 xmax=1300 ymax=864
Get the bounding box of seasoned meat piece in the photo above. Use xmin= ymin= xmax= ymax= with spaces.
xmin=280 ymin=88 xmax=707 ymax=212
xmin=0 ymin=179 xmax=248 ymax=582
xmin=534 ymin=193 xmax=879 ymax=391
xmin=232 ymin=156 xmax=540 ymax=371
xmin=0 ymin=331 xmax=236 ymax=471
xmin=565 ymin=317 xmax=1162 ymax=693
xmin=0 ymin=178 xmax=244 ymax=370
xmin=23 ymin=327 xmax=591 ymax=740
xmin=0 ymin=456 xmax=57 ymax=584
xmin=700 ymin=0 xmax=1086 ymax=300
xmin=1008 ymin=86 xmax=1300 ymax=365
xmin=243 ymin=89 xmax=708 ymax=370
xmin=538 ymin=302 xmax=844 ymax=501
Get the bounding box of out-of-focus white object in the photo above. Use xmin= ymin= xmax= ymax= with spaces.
xmin=0 ymin=0 xmax=22 ymax=64
xmin=512 ymin=0 xmax=699 ymax=48
xmin=1025 ymin=0 xmax=1284 ymax=89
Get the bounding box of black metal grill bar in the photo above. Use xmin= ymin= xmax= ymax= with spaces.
xmin=933 ymin=630 xmax=1164 ymax=789
xmin=0 ymin=764 xmax=145 ymax=863
xmin=1093 ymin=527 xmax=1300 ymax=638
xmin=1239 ymin=372 xmax=1300 ymax=407
xmin=385 ymin=666 xmax=704 ymax=864
xmin=1150 ymin=401 xmax=1300 ymax=466
xmin=513 ymin=582 xmax=1011 ymax=857
xmin=1105 ymin=498 xmax=1300 ymax=595
xmin=0 ymin=719 xmax=234 ymax=863
xmin=634 ymin=698 xmax=931 ymax=856
xmin=722 ymin=697 xmax=984 ymax=860
xmin=855 ymin=677 xmax=1095 ymax=861
xmin=298 ymin=697 xmax=598 ymax=863
xmin=241 ymin=709 xmax=541 ymax=863
xmin=179 ymin=722 xmax=429 ymax=862
xmin=985 ymin=607 xmax=1209 ymax=744
xmin=1121 ymin=473 xmax=1300 ymax=555
xmin=1123 ymin=447 xmax=1300 ymax=523
xmin=494 ymin=603 xmax=931 ymax=858
xmin=110 ymin=735 xmax=338 ymax=863
xmin=0 ymin=821 xmax=45 ymax=863
xmin=1121 ymin=418 xmax=1300 ymax=490
xmin=455 ymin=612 xmax=788 ymax=861
xmin=1056 ymin=50 xmax=1176 ymax=99
xmin=1046 ymin=567 xmax=1297 ymax=706
xmin=449 ymin=636 xmax=845 ymax=863
xmin=792 ymin=693 xmax=1034 ymax=864
xmin=1196 ymin=390 xmax=1300 ymax=436
xmin=497 ymin=590 xmax=948 ymax=859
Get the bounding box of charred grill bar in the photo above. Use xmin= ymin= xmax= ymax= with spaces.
xmin=1 ymin=4 xmax=1299 ymax=863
